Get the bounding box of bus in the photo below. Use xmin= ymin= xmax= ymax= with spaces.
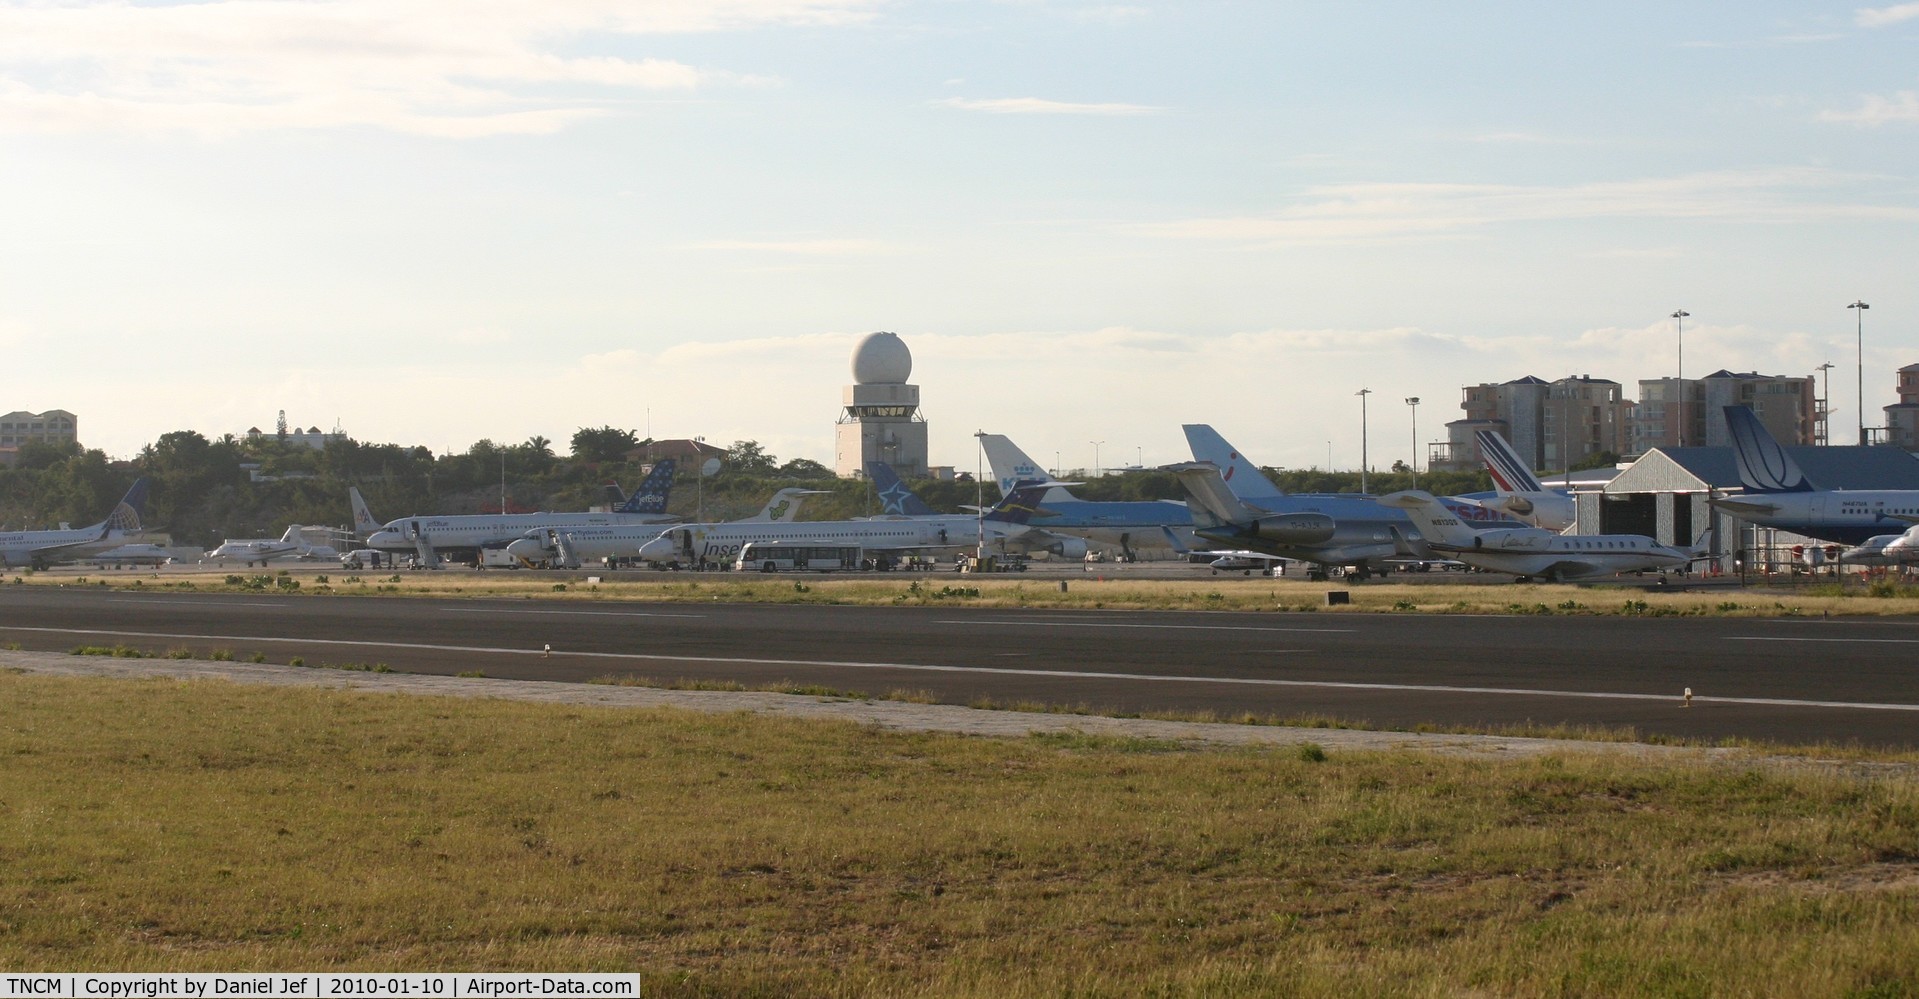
xmin=734 ymin=542 xmax=866 ymax=573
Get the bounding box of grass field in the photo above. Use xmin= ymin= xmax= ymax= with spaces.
xmin=15 ymin=565 xmax=1919 ymax=618
xmin=5 ymin=671 xmax=1918 ymax=996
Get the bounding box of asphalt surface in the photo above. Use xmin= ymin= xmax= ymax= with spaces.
xmin=4 ymin=585 xmax=1918 ymax=747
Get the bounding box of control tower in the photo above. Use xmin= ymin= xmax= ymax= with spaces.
xmin=834 ymin=331 xmax=928 ymax=478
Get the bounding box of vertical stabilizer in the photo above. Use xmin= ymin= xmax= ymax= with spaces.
xmin=103 ymin=478 xmax=148 ymax=536
xmin=1474 ymin=430 xmax=1546 ymax=493
xmin=983 ymin=481 xmax=1052 ymax=526
xmin=1724 ymin=405 xmax=1814 ymax=493
xmin=1182 ymin=425 xmax=1286 ymax=505
xmin=1167 ymin=462 xmax=1261 ymax=528
xmin=349 ymin=487 xmax=384 ymax=536
xmin=619 ymin=459 xmax=677 ymax=514
xmin=866 ymin=461 xmax=940 ymax=516
xmin=1378 ymin=491 xmax=1476 ymax=547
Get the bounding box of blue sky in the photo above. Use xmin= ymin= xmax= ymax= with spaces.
xmin=2 ymin=1 xmax=1916 ymax=473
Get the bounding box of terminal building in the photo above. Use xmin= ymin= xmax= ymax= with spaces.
xmin=834 ymin=331 xmax=928 ymax=478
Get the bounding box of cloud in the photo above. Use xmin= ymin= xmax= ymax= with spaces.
xmin=938 ymin=97 xmax=1164 ymax=115
xmin=691 ymin=238 xmax=889 ymax=255
xmin=1856 ymin=3 xmax=1919 ymax=27
xmin=0 ymin=0 xmax=883 ymax=136
xmin=1124 ymin=168 xmax=1919 ymax=247
xmin=1821 ymin=90 xmax=1919 ymax=125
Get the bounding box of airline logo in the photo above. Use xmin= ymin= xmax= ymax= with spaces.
xmin=997 ymin=462 xmax=1043 ymax=496
xmin=1223 ymin=452 xmax=1239 ymax=482
xmin=878 ymin=480 xmax=916 ymax=515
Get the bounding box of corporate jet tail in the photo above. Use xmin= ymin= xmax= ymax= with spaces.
xmin=1181 ymin=425 xmax=1286 ymax=505
xmin=1377 ymin=491 xmax=1477 ymax=549
xmin=1165 ymin=462 xmax=1263 ymax=529
xmin=865 ymin=461 xmax=941 ymax=516
xmin=349 ymin=487 xmax=383 ymax=536
xmin=1474 ymin=430 xmax=1547 ymax=494
xmin=618 ymin=459 xmax=677 ymax=514
xmin=1724 ymin=405 xmax=1815 ymax=494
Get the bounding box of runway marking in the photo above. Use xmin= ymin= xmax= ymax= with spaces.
xmin=1732 ymin=636 xmax=1919 ymax=645
xmin=445 ymin=608 xmax=707 ymax=620
xmin=7 ymin=624 xmax=1917 ymax=714
xmin=934 ymin=619 xmax=1354 ymax=634
xmin=99 ymin=598 xmax=283 ymax=609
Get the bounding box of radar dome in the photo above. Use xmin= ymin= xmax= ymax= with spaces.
xmin=851 ymin=331 xmax=912 ymax=385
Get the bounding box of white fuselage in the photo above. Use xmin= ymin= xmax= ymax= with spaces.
xmin=0 ymin=523 xmax=119 ymax=567
xmin=1436 ymin=528 xmax=1687 ymax=579
xmin=632 ymin=516 xmax=1027 ymax=565
xmin=365 ymin=511 xmax=676 ymax=554
xmin=1715 ymin=491 xmax=1919 ymax=546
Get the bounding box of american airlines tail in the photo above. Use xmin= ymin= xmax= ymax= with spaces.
xmin=349 ymin=487 xmax=383 ymax=536
xmin=1181 ymin=425 xmax=1286 ymax=505
xmin=1724 ymin=405 xmax=1815 ymax=493
xmin=865 ymin=461 xmax=940 ymax=516
xmin=618 ymin=459 xmax=677 ymax=514
xmin=1474 ymin=430 xmax=1546 ymax=493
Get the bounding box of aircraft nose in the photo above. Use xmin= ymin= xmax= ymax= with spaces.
xmin=504 ymin=539 xmax=540 ymax=559
xmin=637 ymin=539 xmax=668 ymax=560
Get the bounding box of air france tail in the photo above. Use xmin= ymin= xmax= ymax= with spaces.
xmin=1724 ymin=405 xmax=1814 ymax=493
xmin=349 ymin=487 xmax=383 ymax=536
xmin=1182 ymin=425 xmax=1286 ymax=505
xmin=866 ymin=461 xmax=940 ymax=516
xmin=618 ymin=458 xmax=677 ymax=514
xmin=1474 ymin=430 xmax=1546 ymax=493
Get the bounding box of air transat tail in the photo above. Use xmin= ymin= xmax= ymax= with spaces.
xmin=1724 ymin=405 xmax=1815 ymax=493
xmin=618 ymin=458 xmax=677 ymax=514
xmin=1181 ymin=425 xmax=1286 ymax=506
xmin=865 ymin=461 xmax=941 ymax=516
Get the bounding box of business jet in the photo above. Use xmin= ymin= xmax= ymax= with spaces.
xmin=1711 ymin=405 xmax=1919 ymax=545
xmin=1381 ymin=490 xmax=1689 ymax=582
xmin=354 ymin=459 xmax=680 ymax=565
xmin=0 ymin=479 xmax=149 ymax=569
xmin=204 ymin=526 xmax=340 ymax=566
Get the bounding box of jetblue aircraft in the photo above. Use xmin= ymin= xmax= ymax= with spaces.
xmin=355 ymin=459 xmax=680 ymax=565
xmin=1382 ymin=490 xmax=1690 ymax=582
xmin=0 ymin=479 xmax=149 ymax=568
xmin=974 ymin=436 xmax=1197 ymax=556
xmin=1713 ymin=405 xmax=1919 ymax=545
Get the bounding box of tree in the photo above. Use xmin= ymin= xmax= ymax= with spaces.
xmin=725 ymin=440 xmax=778 ymax=475
xmin=777 ymin=457 xmax=833 ymax=479
xmin=571 ymin=426 xmax=640 ymax=463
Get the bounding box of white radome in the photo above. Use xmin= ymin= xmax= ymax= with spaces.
xmin=851 ymin=331 xmax=912 ymax=385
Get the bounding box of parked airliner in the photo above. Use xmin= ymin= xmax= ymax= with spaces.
xmin=975 ymin=435 xmax=1195 ymax=557
xmin=0 ymin=479 xmax=148 ymax=569
xmin=1712 ymin=405 xmax=1919 ymax=545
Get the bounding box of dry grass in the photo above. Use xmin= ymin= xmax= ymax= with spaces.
xmin=4 ymin=672 xmax=1919 ymax=995
xmin=18 ymin=566 xmax=1919 ymax=617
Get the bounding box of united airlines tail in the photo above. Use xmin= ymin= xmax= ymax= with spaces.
xmin=1724 ymin=405 xmax=1815 ymax=494
xmin=1474 ymin=430 xmax=1546 ymax=493
xmin=349 ymin=487 xmax=383 ymax=536
xmin=103 ymin=478 xmax=148 ymax=535
xmin=1182 ymin=425 xmax=1286 ymax=505
xmin=866 ymin=461 xmax=940 ymax=516
xmin=618 ymin=459 xmax=677 ymax=514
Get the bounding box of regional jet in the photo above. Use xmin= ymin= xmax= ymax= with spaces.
xmin=1381 ymin=490 xmax=1689 ymax=582
xmin=0 ymin=479 xmax=149 ymax=569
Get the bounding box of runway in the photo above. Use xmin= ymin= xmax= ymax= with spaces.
xmin=4 ymin=586 xmax=1917 ymax=747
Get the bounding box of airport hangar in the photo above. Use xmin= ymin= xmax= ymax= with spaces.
xmin=1571 ymin=443 xmax=1919 ymax=568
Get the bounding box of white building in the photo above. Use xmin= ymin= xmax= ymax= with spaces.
xmin=834 ymin=332 xmax=928 ymax=478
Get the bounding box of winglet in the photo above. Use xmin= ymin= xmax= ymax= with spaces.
xmin=1723 ymin=405 xmax=1814 ymax=493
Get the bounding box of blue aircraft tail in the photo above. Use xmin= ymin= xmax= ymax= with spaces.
xmin=983 ymin=480 xmax=1052 ymax=525
xmin=866 ymin=461 xmax=940 ymax=516
xmin=104 ymin=478 xmax=149 ymax=534
xmin=1724 ymin=405 xmax=1814 ymax=493
xmin=618 ymin=459 xmax=677 ymax=514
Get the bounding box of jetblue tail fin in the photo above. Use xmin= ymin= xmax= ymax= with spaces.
xmin=866 ymin=461 xmax=940 ymax=516
xmin=1182 ymin=425 xmax=1286 ymax=505
xmin=619 ymin=459 xmax=677 ymax=514
xmin=349 ymin=487 xmax=384 ymax=535
xmin=1724 ymin=405 xmax=1814 ymax=493
xmin=1474 ymin=430 xmax=1546 ymax=494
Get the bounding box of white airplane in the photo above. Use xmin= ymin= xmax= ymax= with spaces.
xmin=502 ymin=486 xmax=829 ymax=567
xmin=1380 ymin=490 xmax=1689 ymax=582
xmin=204 ymin=525 xmax=340 ymax=566
xmin=0 ymin=479 xmax=149 ymax=569
xmin=1712 ymin=404 xmax=1919 ymax=546
xmin=627 ymin=483 xmax=1054 ymax=568
xmin=90 ymin=543 xmax=177 ymax=566
xmin=1468 ymin=429 xmax=1576 ymax=531
xmin=353 ymin=459 xmax=680 ymax=565
xmin=1853 ymin=526 xmax=1919 ymax=566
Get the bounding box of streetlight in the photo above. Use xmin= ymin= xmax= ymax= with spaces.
xmin=1850 ymin=300 xmax=1870 ymax=445
xmin=1405 ymin=397 xmax=1420 ymax=490
xmin=1816 ymin=362 xmax=1834 ymax=445
xmin=1356 ymin=389 xmax=1372 ymax=494
xmin=1671 ymin=310 xmax=1689 ymax=447
xmin=1090 ymin=440 xmax=1104 ymax=478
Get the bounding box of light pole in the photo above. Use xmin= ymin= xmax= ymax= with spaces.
xmin=1356 ymin=389 xmax=1372 ymax=494
xmin=1090 ymin=440 xmax=1104 ymax=478
xmin=1405 ymin=397 xmax=1420 ymax=490
xmin=1850 ymin=300 xmax=1870 ymax=444
xmin=1671 ymin=309 xmax=1689 ymax=447
xmin=1816 ymin=362 xmax=1834 ymax=445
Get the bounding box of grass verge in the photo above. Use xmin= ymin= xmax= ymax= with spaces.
xmin=3 ymin=672 xmax=1918 ymax=995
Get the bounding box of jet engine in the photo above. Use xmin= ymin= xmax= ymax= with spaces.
xmin=1246 ymin=513 xmax=1337 ymax=546
xmin=1042 ymin=536 xmax=1090 ymax=560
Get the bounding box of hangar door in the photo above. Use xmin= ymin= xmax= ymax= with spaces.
xmin=1601 ymin=493 xmax=1657 ymax=537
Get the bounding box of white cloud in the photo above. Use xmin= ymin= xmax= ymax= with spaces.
xmin=938 ymin=96 xmax=1164 ymax=115
xmin=1125 ymin=169 xmax=1919 ymax=246
xmin=1856 ymin=3 xmax=1919 ymax=27
xmin=0 ymin=0 xmax=882 ymax=136
xmin=1821 ymin=90 xmax=1919 ymax=125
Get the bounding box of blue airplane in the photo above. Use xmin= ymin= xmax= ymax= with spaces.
xmin=975 ymin=435 xmax=1200 ymax=558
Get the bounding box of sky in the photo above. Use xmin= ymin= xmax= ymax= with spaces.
xmin=2 ymin=0 xmax=1917 ymax=474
